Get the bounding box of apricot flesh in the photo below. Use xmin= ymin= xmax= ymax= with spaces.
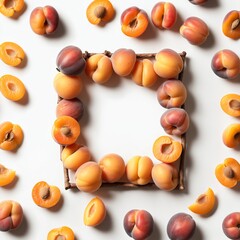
xmin=220 ymin=94 xmax=240 ymax=117
xmin=0 ymin=164 xmax=16 ymax=187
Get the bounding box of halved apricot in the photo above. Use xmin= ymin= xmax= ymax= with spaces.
xmin=0 ymin=163 xmax=16 ymax=187
xmin=52 ymin=116 xmax=80 ymax=146
xmin=220 ymin=94 xmax=240 ymax=117
xmin=188 ymin=188 xmax=216 ymax=215
xmin=222 ymin=123 xmax=240 ymax=148
xmin=215 ymin=158 xmax=240 ymax=188
xmin=0 ymin=121 xmax=23 ymax=151
xmin=32 ymin=181 xmax=61 ymax=208
xmin=83 ymin=197 xmax=106 ymax=227
xmin=152 ymin=135 xmax=182 ymax=163
xmin=47 ymin=226 xmax=75 ymax=240
xmin=0 ymin=74 xmax=26 ymax=101
xmin=86 ymin=0 xmax=115 ymax=25
xmin=0 ymin=42 xmax=25 ymax=67
xmin=0 ymin=0 xmax=25 ymax=17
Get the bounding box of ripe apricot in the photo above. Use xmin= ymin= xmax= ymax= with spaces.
xmin=188 ymin=188 xmax=216 ymax=215
xmin=222 ymin=123 xmax=240 ymax=148
xmin=83 ymin=197 xmax=106 ymax=227
xmin=215 ymin=158 xmax=240 ymax=188
xmin=86 ymin=0 xmax=115 ymax=25
xmin=32 ymin=181 xmax=61 ymax=208
xmin=54 ymin=72 xmax=83 ymax=99
xmin=0 ymin=42 xmax=25 ymax=67
xmin=152 ymin=135 xmax=182 ymax=163
xmin=0 ymin=74 xmax=26 ymax=101
xmin=47 ymin=226 xmax=75 ymax=240
xmin=0 ymin=121 xmax=23 ymax=151
xmin=0 ymin=0 xmax=25 ymax=17
xmin=220 ymin=94 xmax=240 ymax=117
xmin=52 ymin=116 xmax=80 ymax=146
xmin=0 ymin=163 xmax=16 ymax=187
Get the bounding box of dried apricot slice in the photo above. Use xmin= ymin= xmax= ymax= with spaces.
xmin=32 ymin=181 xmax=61 ymax=208
xmin=86 ymin=0 xmax=115 ymax=25
xmin=0 ymin=42 xmax=25 ymax=67
xmin=0 ymin=74 xmax=26 ymax=101
xmin=0 ymin=163 xmax=16 ymax=187
xmin=188 ymin=188 xmax=216 ymax=215
xmin=0 ymin=121 xmax=23 ymax=151
xmin=0 ymin=0 xmax=25 ymax=17
xmin=215 ymin=158 xmax=240 ymax=188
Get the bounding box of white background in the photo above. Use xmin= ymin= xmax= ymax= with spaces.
xmin=0 ymin=0 xmax=240 ymax=239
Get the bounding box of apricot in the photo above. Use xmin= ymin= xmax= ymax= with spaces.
xmin=152 ymin=135 xmax=182 ymax=163
xmin=160 ymin=108 xmax=190 ymax=136
xmin=167 ymin=212 xmax=196 ymax=240
xmin=123 ymin=209 xmax=154 ymax=240
xmin=157 ymin=80 xmax=187 ymax=108
xmin=0 ymin=74 xmax=26 ymax=101
xmin=47 ymin=226 xmax=75 ymax=240
xmin=151 ymin=163 xmax=178 ymax=191
xmin=222 ymin=212 xmax=240 ymax=240
xmin=53 ymin=72 xmax=83 ymax=99
xmin=211 ymin=49 xmax=240 ymax=80
xmin=222 ymin=123 xmax=240 ymax=148
xmin=215 ymin=158 xmax=240 ymax=188
xmin=61 ymin=143 xmax=91 ymax=171
xmin=220 ymin=94 xmax=240 ymax=117
xmin=86 ymin=0 xmax=115 ymax=25
xmin=56 ymin=45 xmax=86 ymax=76
xmin=56 ymin=98 xmax=84 ymax=120
xmin=84 ymin=197 xmax=106 ymax=227
xmin=121 ymin=6 xmax=149 ymax=38
xmin=111 ymin=48 xmax=136 ymax=77
xmin=126 ymin=156 xmax=153 ymax=185
xmin=131 ymin=59 xmax=158 ymax=87
xmin=0 ymin=121 xmax=23 ymax=151
xmin=153 ymin=49 xmax=183 ymax=79
xmin=0 ymin=41 xmax=25 ymax=67
xmin=188 ymin=188 xmax=216 ymax=215
xmin=222 ymin=10 xmax=240 ymax=40
xmin=30 ymin=5 xmax=59 ymax=35
xmin=0 ymin=163 xmax=16 ymax=187
xmin=52 ymin=116 xmax=80 ymax=146
xmin=32 ymin=181 xmax=61 ymax=208
xmin=85 ymin=54 xmax=113 ymax=84
xmin=0 ymin=200 xmax=23 ymax=231
xmin=180 ymin=16 xmax=209 ymax=45
xmin=99 ymin=153 xmax=125 ymax=183
xmin=0 ymin=0 xmax=24 ymax=17
xmin=189 ymin=0 xmax=207 ymax=4
xmin=151 ymin=2 xmax=177 ymax=30
xmin=74 ymin=161 xmax=102 ymax=192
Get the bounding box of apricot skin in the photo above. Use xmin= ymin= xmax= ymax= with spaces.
xmin=123 ymin=209 xmax=154 ymax=240
xmin=111 ymin=48 xmax=136 ymax=77
xmin=0 ymin=200 xmax=23 ymax=232
xmin=151 ymin=163 xmax=178 ymax=191
xmin=211 ymin=49 xmax=240 ymax=80
xmin=180 ymin=17 xmax=209 ymax=45
xmin=151 ymin=2 xmax=177 ymax=30
xmin=30 ymin=5 xmax=59 ymax=35
xmin=157 ymin=80 xmax=187 ymax=108
xmin=56 ymin=46 xmax=86 ymax=76
xmin=153 ymin=49 xmax=183 ymax=79
xmin=160 ymin=108 xmax=190 ymax=136
xmin=167 ymin=212 xmax=196 ymax=240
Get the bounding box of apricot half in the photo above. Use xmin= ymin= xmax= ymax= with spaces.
xmin=47 ymin=226 xmax=75 ymax=240
xmin=215 ymin=158 xmax=240 ymax=188
xmin=152 ymin=135 xmax=182 ymax=163
xmin=188 ymin=188 xmax=216 ymax=215
xmin=222 ymin=123 xmax=240 ymax=148
xmin=0 ymin=0 xmax=25 ymax=17
xmin=220 ymin=94 xmax=240 ymax=117
xmin=0 ymin=163 xmax=16 ymax=187
xmin=32 ymin=181 xmax=61 ymax=208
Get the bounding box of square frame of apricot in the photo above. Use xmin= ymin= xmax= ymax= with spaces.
xmin=58 ymin=50 xmax=187 ymax=191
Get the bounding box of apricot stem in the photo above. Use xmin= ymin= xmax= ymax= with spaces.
xmin=60 ymin=127 xmax=72 ymax=137
xmin=229 ymin=99 xmax=240 ymax=110
xmin=39 ymin=186 xmax=50 ymax=200
xmin=94 ymin=6 xmax=106 ymax=19
xmin=4 ymin=131 xmax=14 ymax=142
xmin=224 ymin=166 xmax=234 ymax=178
xmin=231 ymin=19 xmax=240 ymax=30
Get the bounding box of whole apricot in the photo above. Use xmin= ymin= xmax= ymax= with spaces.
xmin=56 ymin=46 xmax=86 ymax=76
xmin=188 ymin=0 xmax=207 ymax=4
xmin=222 ymin=212 xmax=240 ymax=240
xmin=180 ymin=16 xmax=209 ymax=45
